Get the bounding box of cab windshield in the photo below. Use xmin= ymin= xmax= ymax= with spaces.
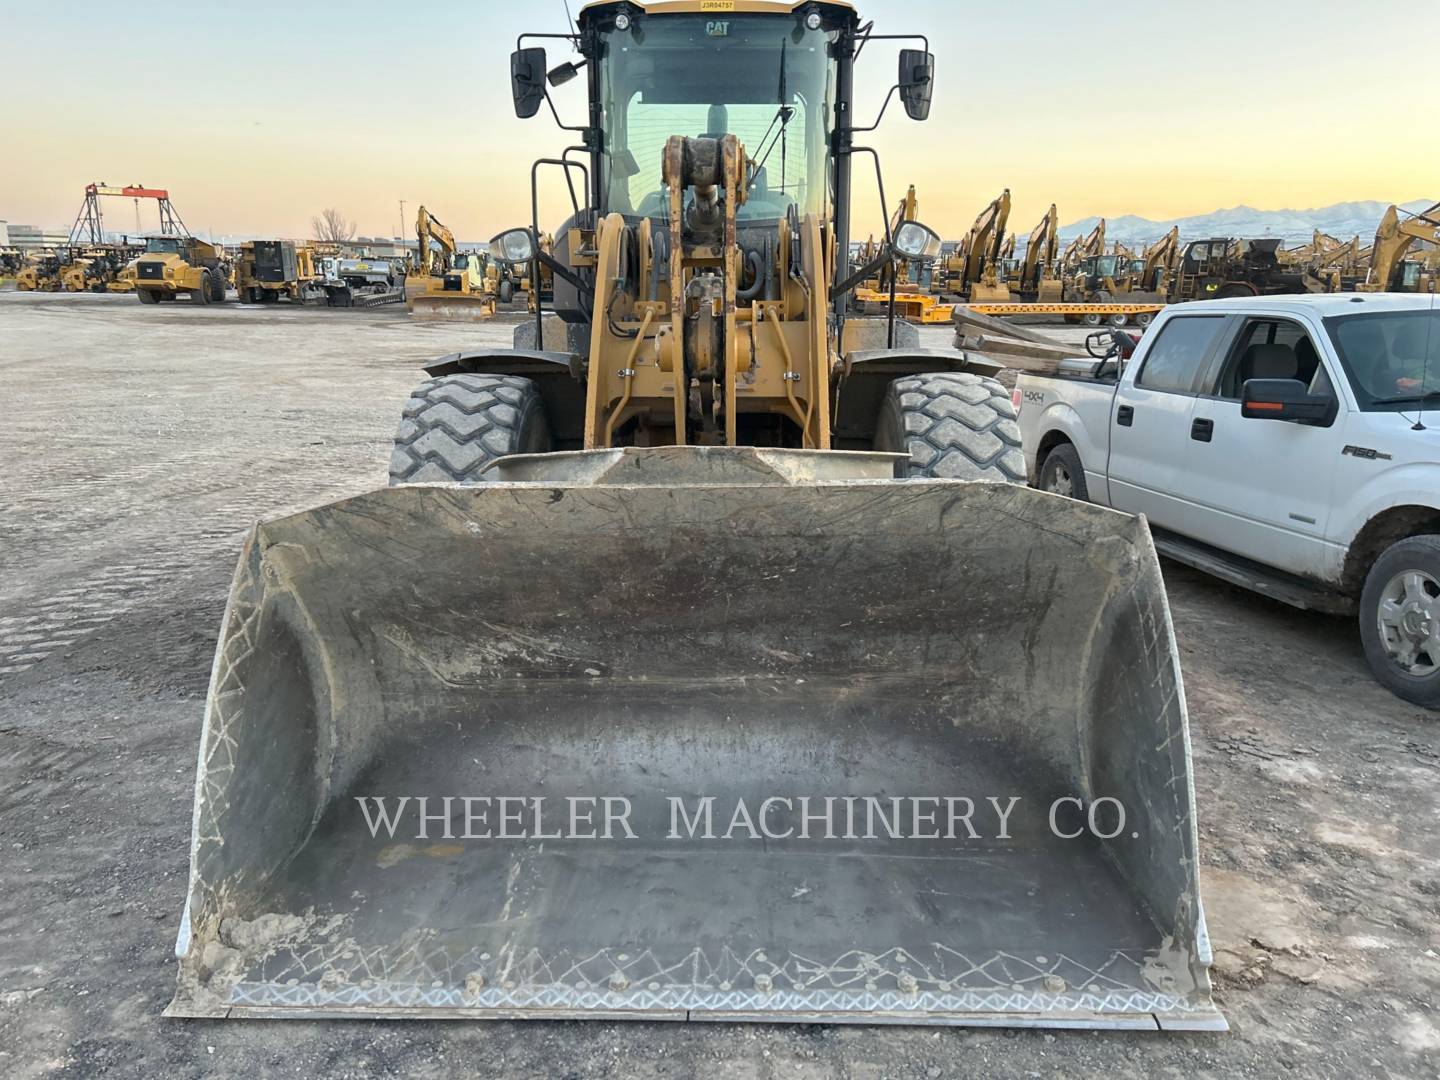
xmin=1326 ymin=309 xmax=1440 ymax=410
xmin=145 ymin=237 xmax=184 ymax=255
xmin=598 ymin=14 xmax=837 ymax=222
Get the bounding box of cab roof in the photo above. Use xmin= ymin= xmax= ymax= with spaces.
xmin=1175 ymin=293 xmax=1439 ymax=317
xmin=581 ymin=1 xmax=854 ymax=20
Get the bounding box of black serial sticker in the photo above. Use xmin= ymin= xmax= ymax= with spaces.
xmin=1342 ymin=445 xmax=1393 ymax=461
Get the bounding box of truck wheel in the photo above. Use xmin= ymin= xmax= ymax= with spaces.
xmin=208 ymin=268 xmax=227 ymax=303
xmin=873 ymin=372 xmax=1025 ymax=482
xmin=1081 ymin=310 xmax=1103 ymax=327
xmin=1107 ymin=313 xmax=1129 ymax=328
xmin=1359 ymin=536 xmax=1440 ymax=709
xmin=498 ymin=279 xmax=515 ymax=305
xmin=137 ymin=288 xmax=159 ymax=305
xmin=389 ymin=374 xmax=552 ymax=485
xmin=1133 ymin=311 xmax=1154 ymax=329
xmin=193 ymin=271 xmax=212 ymax=305
xmin=1039 ymin=442 xmax=1089 ymax=501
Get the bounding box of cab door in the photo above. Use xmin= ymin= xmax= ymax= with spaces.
xmin=1183 ymin=314 xmax=1339 ymax=577
xmin=1106 ymin=313 xmax=1232 ymax=533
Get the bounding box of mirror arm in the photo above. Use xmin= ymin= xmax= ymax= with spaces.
xmin=537 ymin=249 xmax=587 ymax=293
xmin=544 ymin=87 xmax=589 ymax=134
xmin=830 ymin=249 xmax=895 ymax=302
xmin=849 ymin=84 xmax=897 ymax=134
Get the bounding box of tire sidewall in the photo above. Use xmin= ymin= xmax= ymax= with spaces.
xmin=1359 ymin=535 xmax=1440 ymax=709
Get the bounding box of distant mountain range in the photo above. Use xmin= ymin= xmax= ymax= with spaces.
xmin=1059 ymin=200 xmax=1435 ymax=246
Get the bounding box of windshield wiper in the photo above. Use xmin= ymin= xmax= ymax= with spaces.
xmin=748 ymin=39 xmax=791 ymax=193
xmin=1370 ymin=389 xmax=1440 ymax=405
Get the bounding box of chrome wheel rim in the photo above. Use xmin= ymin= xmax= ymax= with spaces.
xmin=1044 ymin=462 xmax=1074 ymax=498
xmin=1377 ymin=569 xmax=1440 ymax=677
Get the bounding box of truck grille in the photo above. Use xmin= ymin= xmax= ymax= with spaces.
xmin=138 ymin=262 xmax=164 ymax=280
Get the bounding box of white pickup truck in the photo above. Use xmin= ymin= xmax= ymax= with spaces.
xmin=1015 ymin=294 xmax=1440 ymax=707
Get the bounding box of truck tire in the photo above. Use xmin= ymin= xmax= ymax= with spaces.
xmin=1038 ymin=442 xmax=1089 ymax=501
xmin=498 ymin=279 xmax=515 ymax=305
xmin=137 ymin=288 xmax=159 ymax=305
xmin=208 ymin=268 xmax=227 ymax=303
xmin=1359 ymin=535 xmax=1440 ymax=709
xmin=193 ymin=271 xmax=212 ymax=305
xmin=873 ymin=372 xmax=1025 ymax=482
xmin=389 ymin=374 xmax=552 ymax=485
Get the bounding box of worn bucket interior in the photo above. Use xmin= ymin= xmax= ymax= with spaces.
xmin=170 ymin=448 xmax=1222 ymax=1029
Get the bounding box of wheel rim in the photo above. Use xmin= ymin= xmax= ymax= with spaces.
xmin=1376 ymin=569 xmax=1440 ymax=677
xmin=1044 ymin=462 xmax=1073 ymax=498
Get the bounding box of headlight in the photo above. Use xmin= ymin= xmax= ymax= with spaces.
xmin=805 ymin=11 xmax=822 ymax=30
xmin=893 ymin=221 xmax=942 ymax=262
xmin=614 ymin=12 xmax=631 ymax=31
xmin=489 ymin=228 xmax=537 ymax=265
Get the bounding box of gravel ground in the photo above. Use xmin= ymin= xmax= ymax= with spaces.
xmin=0 ymin=290 xmax=1436 ymax=1078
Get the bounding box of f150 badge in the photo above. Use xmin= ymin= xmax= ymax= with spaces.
xmin=1342 ymin=445 xmax=1393 ymax=461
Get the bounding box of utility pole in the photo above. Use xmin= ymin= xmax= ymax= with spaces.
xmin=399 ymin=199 xmax=406 ymax=245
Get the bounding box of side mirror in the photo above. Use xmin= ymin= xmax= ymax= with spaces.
xmin=898 ymin=49 xmax=935 ymax=121
xmin=547 ymin=60 xmax=584 ymax=87
xmin=490 ymin=227 xmax=538 ymax=265
xmin=1241 ymin=379 xmax=1336 ymax=425
xmin=510 ymin=47 xmax=547 ymax=119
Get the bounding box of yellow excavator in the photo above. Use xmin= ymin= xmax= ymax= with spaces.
xmin=170 ymin=0 xmax=1219 ymax=1033
xmin=406 ymin=205 xmax=497 ymax=320
xmin=934 ymin=189 xmax=1011 ymax=300
xmin=1362 ymin=201 xmax=1440 ymax=293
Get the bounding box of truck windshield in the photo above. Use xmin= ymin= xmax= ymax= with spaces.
xmin=598 ymin=14 xmax=836 ymax=222
xmin=145 ymin=237 xmax=183 ymax=255
xmin=1326 ymin=309 xmax=1440 ymax=410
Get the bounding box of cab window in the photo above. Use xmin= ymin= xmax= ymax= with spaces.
xmin=1136 ymin=316 xmax=1227 ymax=394
xmin=1210 ymin=317 xmax=1328 ymax=400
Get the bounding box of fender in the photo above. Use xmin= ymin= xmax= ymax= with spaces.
xmin=1030 ymin=398 xmax=1112 ymax=504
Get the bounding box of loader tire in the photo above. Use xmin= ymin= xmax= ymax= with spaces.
xmin=874 ymin=372 xmax=1025 ymax=482
xmin=389 ymin=374 xmax=552 ymax=485
xmin=137 ymin=288 xmax=159 ymax=305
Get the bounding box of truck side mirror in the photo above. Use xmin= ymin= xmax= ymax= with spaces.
xmin=1241 ymin=378 xmax=1337 ymax=425
xmin=898 ymin=49 xmax=934 ymax=121
xmin=511 ymin=47 xmax=548 ymax=119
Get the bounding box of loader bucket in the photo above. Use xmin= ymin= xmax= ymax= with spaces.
xmin=169 ymin=447 xmax=1223 ymax=1030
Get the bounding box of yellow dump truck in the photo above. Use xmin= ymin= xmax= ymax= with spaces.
xmin=131 ymin=236 xmax=228 ymax=304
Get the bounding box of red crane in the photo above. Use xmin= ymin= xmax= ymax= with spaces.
xmin=68 ymin=182 xmax=190 ymax=244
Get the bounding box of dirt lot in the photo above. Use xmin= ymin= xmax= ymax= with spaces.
xmin=1 ymin=290 xmax=1436 ymax=1078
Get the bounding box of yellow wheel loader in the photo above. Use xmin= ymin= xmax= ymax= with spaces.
xmin=131 ymin=235 xmax=228 ymax=305
xmin=171 ymin=0 xmax=1221 ymax=1032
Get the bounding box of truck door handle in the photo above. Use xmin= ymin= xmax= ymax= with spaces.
xmin=1116 ymin=405 xmax=1134 ymax=427
xmin=1191 ymin=417 xmax=1214 ymax=442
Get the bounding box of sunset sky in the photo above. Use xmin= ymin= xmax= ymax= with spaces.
xmin=4 ymin=0 xmax=1435 ymax=243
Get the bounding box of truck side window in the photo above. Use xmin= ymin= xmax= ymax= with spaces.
xmin=1136 ymin=316 xmax=1227 ymax=394
xmin=1211 ymin=318 xmax=1322 ymax=399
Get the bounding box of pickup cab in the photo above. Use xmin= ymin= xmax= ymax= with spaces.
xmin=1016 ymin=294 xmax=1440 ymax=707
